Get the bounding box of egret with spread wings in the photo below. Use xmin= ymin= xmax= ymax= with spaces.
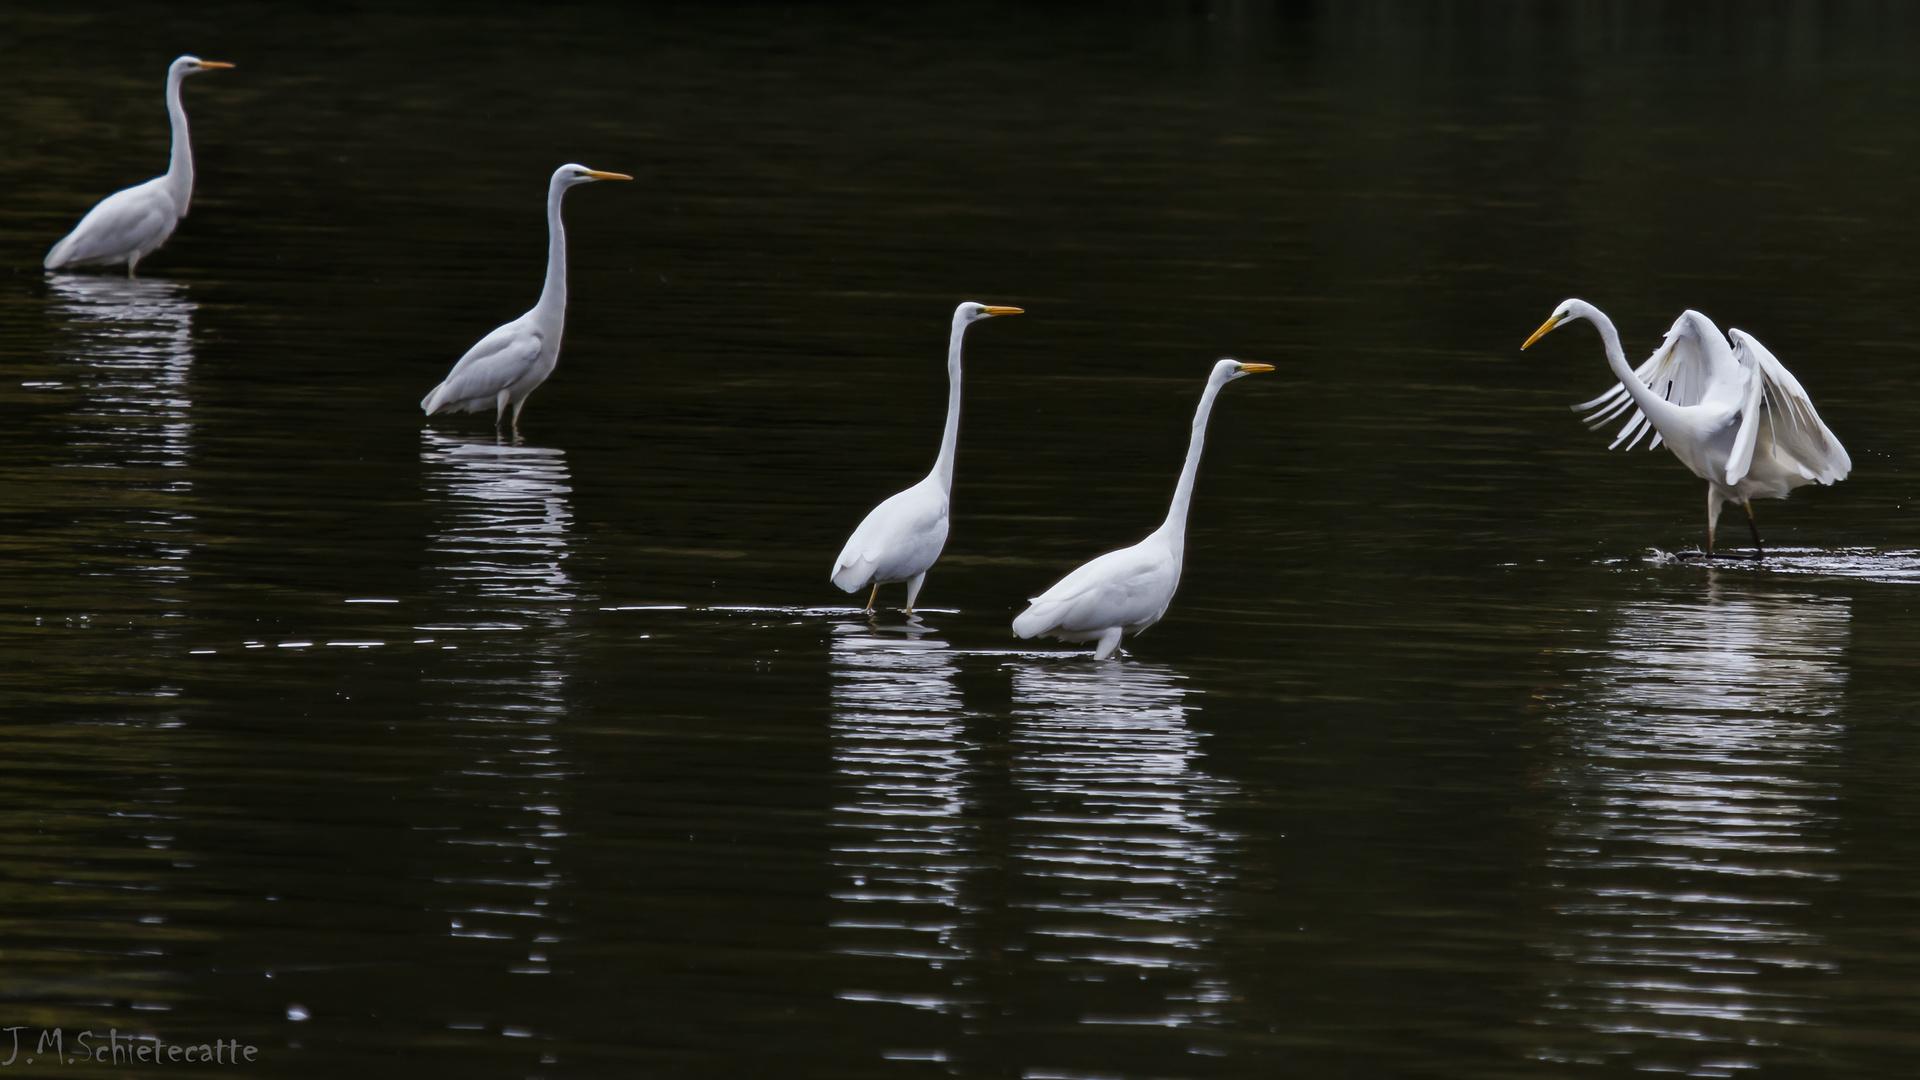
xmin=831 ymin=301 xmax=1023 ymax=613
xmin=1522 ymin=299 xmax=1850 ymax=556
xmin=421 ymin=164 xmax=631 ymax=432
xmin=45 ymin=55 xmax=234 ymax=276
xmin=1013 ymin=358 xmax=1271 ymax=659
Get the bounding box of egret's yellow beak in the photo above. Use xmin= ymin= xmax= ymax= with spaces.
xmin=1237 ymin=363 xmax=1275 ymax=373
xmin=584 ymin=170 xmax=633 ymax=181
xmin=1521 ymin=314 xmax=1561 ymax=350
xmin=982 ymin=306 xmax=1023 ymax=316
xmin=196 ymin=61 xmax=235 ymax=70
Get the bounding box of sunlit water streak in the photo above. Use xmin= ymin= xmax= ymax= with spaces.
xmin=1537 ymin=583 xmax=1849 ymax=1074
xmin=417 ymin=432 xmax=580 ymax=1038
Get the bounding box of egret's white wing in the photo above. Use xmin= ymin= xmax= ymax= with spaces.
xmin=1727 ymin=351 xmax=1767 ymax=486
xmin=421 ymin=320 xmax=544 ymax=414
xmin=1575 ymin=309 xmax=1726 ymax=451
xmin=1725 ymin=329 xmax=1850 ymax=486
xmin=830 ymin=482 xmax=946 ymax=590
xmin=45 ymin=180 xmax=177 ymax=269
xmin=1013 ymin=540 xmax=1176 ymax=638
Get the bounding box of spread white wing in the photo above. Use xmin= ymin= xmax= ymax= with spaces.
xmin=1725 ymin=329 xmax=1851 ymax=487
xmin=1573 ymin=309 xmax=1727 ymax=451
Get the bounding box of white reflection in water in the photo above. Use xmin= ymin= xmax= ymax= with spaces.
xmin=1541 ymin=583 xmax=1848 ymax=1070
xmin=421 ymin=432 xmax=574 ymax=608
xmin=828 ymin=637 xmax=1239 ymax=1060
xmin=418 ymin=432 xmax=578 ymax=992
xmin=1008 ymin=661 xmax=1235 ymax=1033
xmin=829 ymin=623 xmax=975 ymax=1009
xmin=50 ymin=276 xmax=196 ymax=473
xmin=48 ymin=276 xmax=198 ymax=590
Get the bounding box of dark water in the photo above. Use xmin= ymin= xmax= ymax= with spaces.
xmin=5 ymin=2 xmax=1920 ymax=1076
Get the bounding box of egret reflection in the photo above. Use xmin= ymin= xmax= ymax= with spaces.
xmin=1007 ymin=661 xmax=1235 ymax=1038
xmin=50 ymin=275 xmax=197 ymax=470
xmin=1539 ymin=582 xmax=1848 ymax=1069
xmin=418 ymin=432 xmax=580 ymax=991
xmin=827 ymin=644 xmax=1239 ymax=1062
xmin=48 ymin=275 xmax=198 ymax=598
xmin=421 ymin=432 xmax=575 ymax=609
xmin=828 ymin=622 xmax=975 ymax=1020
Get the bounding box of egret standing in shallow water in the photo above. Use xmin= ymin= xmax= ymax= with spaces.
xmin=45 ymin=55 xmax=235 ymax=277
xmin=1523 ymin=299 xmax=1850 ymax=557
xmin=831 ymin=301 xmax=1023 ymax=613
xmin=421 ymin=164 xmax=631 ymax=433
xmin=1013 ymin=358 xmax=1272 ymax=659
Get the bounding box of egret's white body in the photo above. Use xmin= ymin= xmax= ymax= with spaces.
xmin=1524 ymin=299 xmax=1850 ymax=553
xmin=831 ymin=301 xmax=1023 ymax=612
xmin=421 ymin=164 xmax=631 ymax=431
xmin=45 ymin=55 xmax=234 ymax=276
xmin=1013 ymin=358 xmax=1271 ymax=659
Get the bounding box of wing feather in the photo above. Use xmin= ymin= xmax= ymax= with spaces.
xmin=1013 ymin=541 xmax=1174 ymax=638
xmin=1574 ymin=310 xmax=1727 ymax=451
xmin=46 ymin=180 xmax=178 ymax=269
xmin=1726 ymin=329 xmax=1850 ymax=486
xmin=422 ymin=320 xmax=543 ymax=414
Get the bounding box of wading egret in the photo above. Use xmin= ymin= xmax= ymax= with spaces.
xmin=44 ymin=55 xmax=235 ymax=276
xmin=421 ymin=164 xmax=631 ymax=432
xmin=1523 ymin=299 xmax=1850 ymax=556
xmin=1013 ymin=358 xmax=1272 ymax=659
xmin=831 ymin=301 xmax=1024 ymax=612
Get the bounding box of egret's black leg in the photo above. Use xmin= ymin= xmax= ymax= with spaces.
xmin=1745 ymin=502 xmax=1764 ymax=561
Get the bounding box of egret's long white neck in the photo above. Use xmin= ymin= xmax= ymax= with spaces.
xmin=534 ymin=175 xmax=570 ymax=320
xmin=1581 ymin=304 xmax=1683 ymax=429
xmin=930 ymin=314 xmax=967 ymax=493
xmin=1159 ymin=370 xmax=1231 ymax=548
xmin=163 ymin=67 xmax=194 ymax=215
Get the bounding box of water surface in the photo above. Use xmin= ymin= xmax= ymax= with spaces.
xmin=5 ymin=3 xmax=1920 ymax=1076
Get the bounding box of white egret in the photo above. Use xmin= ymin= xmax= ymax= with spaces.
xmin=1523 ymin=299 xmax=1850 ymax=557
xmin=830 ymin=301 xmax=1024 ymax=612
xmin=44 ymin=55 xmax=235 ymax=276
xmin=421 ymin=164 xmax=632 ymax=432
xmin=1013 ymin=358 xmax=1272 ymax=659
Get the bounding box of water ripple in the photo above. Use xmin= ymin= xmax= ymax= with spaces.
xmin=1537 ymin=585 xmax=1848 ymax=1070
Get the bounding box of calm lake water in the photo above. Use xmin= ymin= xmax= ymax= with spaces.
xmin=5 ymin=2 xmax=1920 ymax=1076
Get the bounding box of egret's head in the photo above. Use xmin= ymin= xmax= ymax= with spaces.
xmin=555 ymin=163 xmax=633 ymax=188
xmin=1521 ymin=299 xmax=1594 ymax=350
xmin=172 ymin=55 xmax=235 ymax=78
xmin=1216 ymin=358 xmax=1275 ymax=381
xmin=957 ymin=301 xmax=1024 ymax=323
